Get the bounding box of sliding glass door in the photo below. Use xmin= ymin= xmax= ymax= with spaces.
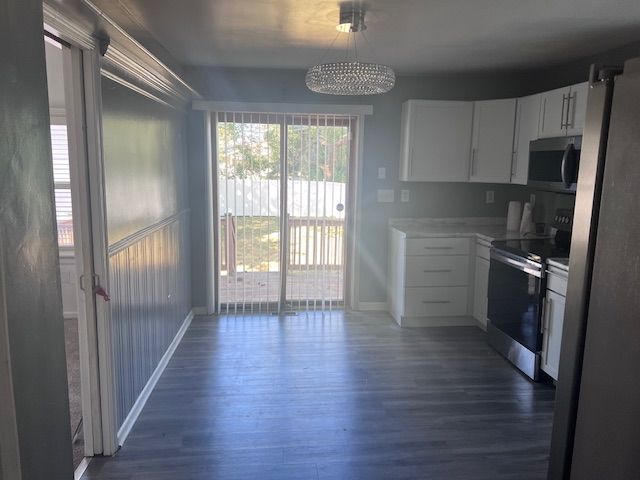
xmin=217 ymin=113 xmax=282 ymax=311
xmin=215 ymin=112 xmax=355 ymax=313
xmin=285 ymin=115 xmax=350 ymax=310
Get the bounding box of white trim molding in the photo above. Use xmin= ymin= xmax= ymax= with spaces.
xmin=116 ymin=308 xmax=194 ymax=445
xmin=356 ymin=302 xmax=388 ymax=312
xmin=43 ymin=0 xmax=200 ymax=108
xmin=108 ymin=210 xmax=190 ymax=256
xmin=191 ymin=306 xmax=209 ymax=316
xmin=74 ymin=458 xmax=91 ymax=480
xmin=100 ymin=69 xmax=174 ymax=109
xmin=82 ymin=0 xmax=198 ymax=100
xmin=192 ymin=100 xmax=373 ymax=116
xmin=43 ymin=3 xmax=95 ymax=50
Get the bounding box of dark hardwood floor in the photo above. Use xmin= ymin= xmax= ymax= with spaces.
xmin=83 ymin=311 xmax=555 ymax=480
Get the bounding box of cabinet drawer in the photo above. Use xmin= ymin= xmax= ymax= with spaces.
xmin=405 ymin=237 xmax=470 ymax=256
xmin=404 ymin=287 xmax=468 ymax=317
xmin=405 ymin=255 xmax=469 ymax=287
xmin=476 ymin=241 xmax=491 ymax=261
xmin=546 ymin=270 xmax=568 ymax=297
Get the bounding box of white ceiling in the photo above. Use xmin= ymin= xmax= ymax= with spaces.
xmin=94 ymin=0 xmax=640 ymax=73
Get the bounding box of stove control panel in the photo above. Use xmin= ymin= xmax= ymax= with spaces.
xmin=553 ymin=208 xmax=574 ymax=232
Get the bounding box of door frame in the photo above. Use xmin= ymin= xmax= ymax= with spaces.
xmin=60 ymin=43 xmax=105 ymax=457
xmin=43 ymin=19 xmax=119 ymax=458
xmin=196 ymin=102 xmax=372 ymax=313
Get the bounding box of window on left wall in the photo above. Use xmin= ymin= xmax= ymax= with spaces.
xmin=50 ymin=121 xmax=74 ymax=247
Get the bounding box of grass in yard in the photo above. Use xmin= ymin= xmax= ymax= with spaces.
xmin=221 ymin=216 xmax=280 ymax=273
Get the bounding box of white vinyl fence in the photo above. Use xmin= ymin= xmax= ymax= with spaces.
xmin=219 ymin=179 xmax=346 ymax=219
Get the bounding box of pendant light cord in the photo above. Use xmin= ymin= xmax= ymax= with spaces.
xmin=316 ymin=30 xmax=341 ymax=65
xmin=360 ymin=30 xmax=378 ymax=63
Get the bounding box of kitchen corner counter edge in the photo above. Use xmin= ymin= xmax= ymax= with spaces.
xmin=389 ymin=217 xmax=547 ymax=243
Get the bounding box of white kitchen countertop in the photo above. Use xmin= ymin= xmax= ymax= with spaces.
xmin=389 ymin=217 xmax=547 ymax=243
xmin=547 ymin=257 xmax=570 ymax=272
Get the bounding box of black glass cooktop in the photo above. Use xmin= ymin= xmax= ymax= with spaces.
xmin=492 ymin=238 xmax=570 ymax=263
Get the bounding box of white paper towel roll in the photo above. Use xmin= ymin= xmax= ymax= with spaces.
xmin=520 ymin=202 xmax=535 ymax=235
xmin=506 ymin=201 xmax=522 ymax=232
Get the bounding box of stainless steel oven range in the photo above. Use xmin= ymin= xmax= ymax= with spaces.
xmin=487 ymin=209 xmax=573 ymax=380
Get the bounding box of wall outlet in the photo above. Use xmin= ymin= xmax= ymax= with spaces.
xmin=400 ymin=189 xmax=410 ymax=203
xmin=529 ymin=193 xmax=536 ymax=207
xmin=378 ymin=167 xmax=386 ymax=180
xmin=377 ymin=189 xmax=394 ymax=203
xmin=485 ymin=190 xmax=495 ymax=204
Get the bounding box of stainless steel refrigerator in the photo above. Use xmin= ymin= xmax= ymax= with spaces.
xmin=548 ymin=58 xmax=640 ymax=479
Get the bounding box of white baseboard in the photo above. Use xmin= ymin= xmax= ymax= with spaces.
xmin=191 ymin=306 xmax=208 ymax=315
xmin=398 ymin=315 xmax=478 ymax=328
xmin=475 ymin=318 xmax=488 ymax=331
xmin=356 ymin=302 xmax=388 ymax=311
xmin=74 ymin=457 xmax=91 ymax=480
xmin=117 ymin=308 xmax=194 ymax=445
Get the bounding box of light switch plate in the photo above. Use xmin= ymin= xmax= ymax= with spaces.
xmin=378 ymin=167 xmax=386 ymax=180
xmin=400 ymin=189 xmax=410 ymax=203
xmin=377 ymin=189 xmax=394 ymax=203
xmin=485 ymin=190 xmax=495 ymax=204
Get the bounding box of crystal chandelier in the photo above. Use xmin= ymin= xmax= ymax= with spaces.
xmin=306 ymin=5 xmax=395 ymax=96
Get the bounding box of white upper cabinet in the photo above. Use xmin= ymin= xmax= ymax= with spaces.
xmin=469 ymin=99 xmax=517 ymax=184
xmin=539 ymin=86 xmax=568 ymax=138
xmin=399 ymin=100 xmax=473 ymax=182
xmin=399 ymin=82 xmax=586 ymax=184
xmin=565 ymin=82 xmax=588 ymax=136
xmin=539 ymin=82 xmax=589 ymax=138
xmin=511 ymin=94 xmax=541 ymax=185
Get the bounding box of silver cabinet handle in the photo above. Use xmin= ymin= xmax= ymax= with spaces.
xmin=543 ymin=297 xmax=553 ymax=363
xmin=560 ymin=94 xmax=568 ymax=129
xmin=409 ymin=145 xmax=414 ymax=177
xmin=422 ymin=300 xmax=451 ymax=304
xmin=423 ymin=269 xmax=452 ymax=273
xmin=541 ymin=97 xmax=547 ymax=134
xmin=568 ymin=91 xmax=577 ymax=128
xmin=471 ymin=148 xmax=478 ymax=176
xmin=511 ymin=151 xmax=517 ymax=177
xmin=424 ymin=246 xmax=453 ymax=250
xmin=542 ymin=297 xmax=552 ymax=332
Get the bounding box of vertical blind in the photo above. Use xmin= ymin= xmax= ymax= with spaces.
xmin=216 ymin=112 xmax=354 ymax=313
xmin=50 ymin=123 xmax=74 ymax=247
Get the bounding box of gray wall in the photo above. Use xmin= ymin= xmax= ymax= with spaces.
xmin=186 ymin=110 xmax=208 ymax=307
xmin=0 ymin=0 xmax=74 ymax=477
xmin=185 ymin=68 xmax=537 ymax=304
xmin=101 ymin=77 xmax=192 ymax=428
xmin=102 ymin=77 xmax=188 ymax=244
xmin=185 ymin=41 xmax=640 ymax=305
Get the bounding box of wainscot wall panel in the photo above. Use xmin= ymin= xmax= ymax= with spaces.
xmin=109 ymin=212 xmax=190 ymax=428
xmin=101 ymin=76 xmax=192 ymax=431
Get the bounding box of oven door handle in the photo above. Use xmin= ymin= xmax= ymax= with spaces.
xmin=490 ymin=250 xmax=543 ymax=278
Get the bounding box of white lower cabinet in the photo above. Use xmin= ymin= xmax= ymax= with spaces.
xmin=388 ymin=230 xmax=474 ymax=327
xmin=472 ymin=238 xmax=491 ymax=328
xmin=473 ymin=256 xmax=490 ymax=328
xmin=541 ymin=266 xmax=568 ymax=380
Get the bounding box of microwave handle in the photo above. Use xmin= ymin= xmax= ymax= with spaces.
xmin=561 ymin=143 xmax=575 ymax=188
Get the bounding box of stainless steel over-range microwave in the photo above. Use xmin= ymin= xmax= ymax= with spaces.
xmin=528 ymin=136 xmax=581 ymax=193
